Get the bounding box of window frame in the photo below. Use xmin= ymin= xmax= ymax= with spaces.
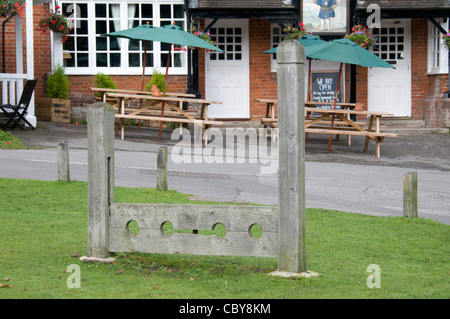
xmin=269 ymin=24 xmax=285 ymax=73
xmin=58 ymin=0 xmax=187 ymax=76
xmin=427 ymin=19 xmax=449 ymax=75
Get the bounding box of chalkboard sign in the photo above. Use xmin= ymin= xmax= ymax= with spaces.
xmin=311 ymin=72 xmax=342 ymax=108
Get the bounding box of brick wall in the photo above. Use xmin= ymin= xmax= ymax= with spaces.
xmin=3 ymin=11 xmax=448 ymax=125
xmin=411 ymin=19 xmax=429 ymax=121
xmin=1 ymin=4 xmax=56 ymax=102
xmin=34 ymin=4 xmax=52 ymax=101
xmin=68 ymin=75 xmax=188 ymax=105
xmin=411 ymin=18 xmax=449 ymax=126
xmin=249 ymin=19 xmax=277 ymax=118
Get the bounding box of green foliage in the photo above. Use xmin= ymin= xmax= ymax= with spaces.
xmin=94 ymin=73 xmax=118 ymax=98
xmin=45 ymin=64 xmax=69 ymax=99
xmin=146 ymin=69 xmax=167 ymax=92
xmin=0 ymin=0 xmax=25 ymax=18
xmin=345 ymin=24 xmax=376 ymax=49
xmin=0 ymin=129 xmax=28 ymax=149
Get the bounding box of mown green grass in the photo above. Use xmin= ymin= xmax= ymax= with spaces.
xmin=0 ymin=130 xmax=30 ymax=149
xmin=0 ymin=178 xmax=448 ymax=299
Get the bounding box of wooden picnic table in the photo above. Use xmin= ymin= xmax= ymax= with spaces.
xmin=89 ymin=87 xmax=197 ymax=103
xmin=255 ymin=98 xmax=397 ymax=158
xmin=105 ymin=92 xmax=223 ymax=145
xmin=256 ymin=98 xmax=363 ymax=143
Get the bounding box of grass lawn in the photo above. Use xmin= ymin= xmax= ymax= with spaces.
xmin=0 ymin=130 xmax=30 ymax=149
xmin=0 ymin=178 xmax=448 ymax=299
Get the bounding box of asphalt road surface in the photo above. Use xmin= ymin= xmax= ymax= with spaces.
xmin=3 ymin=122 xmax=450 ymax=225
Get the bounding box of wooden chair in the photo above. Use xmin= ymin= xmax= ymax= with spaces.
xmin=0 ymin=79 xmax=38 ymax=130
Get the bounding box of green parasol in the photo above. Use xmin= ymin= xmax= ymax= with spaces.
xmin=263 ymin=35 xmax=328 ymax=56
xmin=264 ymin=35 xmax=331 ymax=101
xmin=306 ymin=38 xmax=395 ymax=152
xmin=103 ymin=24 xmax=223 ymax=138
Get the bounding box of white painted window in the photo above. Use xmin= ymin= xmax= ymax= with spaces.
xmin=270 ymin=24 xmax=285 ymax=72
xmin=58 ymin=0 xmax=187 ymax=75
xmin=428 ymin=19 xmax=449 ymax=74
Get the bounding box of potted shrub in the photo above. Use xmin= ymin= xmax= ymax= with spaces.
xmin=94 ymin=73 xmax=117 ymax=101
xmin=145 ymin=69 xmax=167 ymax=96
xmin=36 ymin=64 xmax=71 ymax=123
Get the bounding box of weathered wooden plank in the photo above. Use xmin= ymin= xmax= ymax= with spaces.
xmin=157 ymin=147 xmax=168 ymax=191
xmin=276 ymin=39 xmax=307 ymax=273
xmin=403 ymin=172 xmax=418 ymax=218
xmin=57 ymin=141 xmax=70 ymax=182
xmin=109 ymin=229 xmax=278 ymax=258
xmin=108 ymin=203 xmax=278 ymax=257
xmin=87 ymin=102 xmax=115 ymax=258
xmin=115 ymin=114 xmax=223 ymax=125
xmin=305 ymin=128 xmax=397 ymax=137
xmin=109 ymin=203 xmax=278 ymax=232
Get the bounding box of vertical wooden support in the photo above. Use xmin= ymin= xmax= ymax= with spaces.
xmin=276 ymin=40 xmax=307 ymax=274
xmin=157 ymin=146 xmax=168 ymax=191
xmin=57 ymin=141 xmax=70 ymax=182
xmin=403 ymin=172 xmax=418 ymax=218
xmin=86 ymin=102 xmax=115 ymax=258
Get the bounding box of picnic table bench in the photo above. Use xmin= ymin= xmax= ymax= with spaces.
xmin=104 ymin=92 xmax=223 ymax=145
xmin=255 ymin=98 xmax=397 ymax=158
xmin=90 ymin=87 xmax=197 ymax=102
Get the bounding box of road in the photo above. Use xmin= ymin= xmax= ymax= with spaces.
xmin=1 ymin=137 xmax=449 ymax=225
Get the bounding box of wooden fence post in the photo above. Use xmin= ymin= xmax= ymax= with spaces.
xmin=276 ymin=39 xmax=307 ymax=274
xmin=403 ymin=172 xmax=418 ymax=218
xmin=57 ymin=141 xmax=70 ymax=182
xmin=157 ymin=146 xmax=168 ymax=190
xmin=85 ymin=102 xmax=115 ymax=259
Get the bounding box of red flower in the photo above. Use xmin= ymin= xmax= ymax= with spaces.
xmin=51 ymin=19 xmax=57 ymax=24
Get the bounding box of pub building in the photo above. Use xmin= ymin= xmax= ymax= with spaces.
xmin=1 ymin=0 xmax=449 ymax=128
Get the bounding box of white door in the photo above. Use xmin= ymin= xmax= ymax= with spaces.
xmin=205 ymin=19 xmax=250 ymax=119
xmin=368 ymin=20 xmax=411 ymax=117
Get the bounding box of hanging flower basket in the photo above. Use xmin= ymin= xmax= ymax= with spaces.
xmin=283 ymin=23 xmax=308 ymax=40
xmin=38 ymin=6 xmax=72 ymax=42
xmin=0 ymin=0 xmax=25 ymax=18
xmin=189 ymin=21 xmax=216 ymax=51
xmin=442 ymin=32 xmax=450 ymax=50
xmin=345 ymin=24 xmax=376 ymax=49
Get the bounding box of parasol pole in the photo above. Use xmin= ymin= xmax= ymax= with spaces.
xmin=327 ymin=62 xmax=343 ymax=152
xmin=158 ymin=43 xmax=172 ymax=140
xmin=306 ymin=58 xmax=312 ymax=142
xmin=138 ymin=40 xmax=149 ymax=130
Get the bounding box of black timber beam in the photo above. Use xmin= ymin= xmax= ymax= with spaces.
xmin=355 ymin=9 xmax=450 ymax=23
xmin=189 ymin=9 xmax=299 ymax=23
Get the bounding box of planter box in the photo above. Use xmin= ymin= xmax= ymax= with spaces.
xmin=36 ymin=98 xmax=71 ymax=123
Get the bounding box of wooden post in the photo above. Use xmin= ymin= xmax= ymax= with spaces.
xmin=57 ymin=141 xmax=70 ymax=182
xmin=157 ymin=146 xmax=168 ymax=191
xmin=276 ymin=40 xmax=307 ymax=274
xmin=403 ymin=172 xmax=418 ymax=218
xmin=86 ymin=102 xmax=115 ymax=259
